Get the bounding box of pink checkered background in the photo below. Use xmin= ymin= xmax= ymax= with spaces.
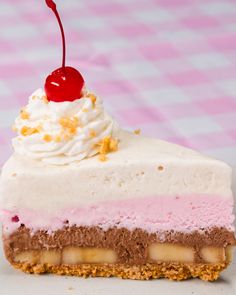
xmin=0 ymin=0 xmax=236 ymax=166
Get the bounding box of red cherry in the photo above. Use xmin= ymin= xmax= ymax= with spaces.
xmin=45 ymin=66 xmax=84 ymax=102
xmin=11 ymin=215 xmax=19 ymax=223
xmin=44 ymin=1 xmax=85 ymax=102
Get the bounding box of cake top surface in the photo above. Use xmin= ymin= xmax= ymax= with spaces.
xmin=4 ymin=128 xmax=231 ymax=173
xmin=10 ymin=88 xmax=231 ymax=169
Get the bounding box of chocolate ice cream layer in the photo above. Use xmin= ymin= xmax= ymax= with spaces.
xmin=3 ymin=225 xmax=235 ymax=265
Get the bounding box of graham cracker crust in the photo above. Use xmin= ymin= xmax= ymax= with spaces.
xmin=11 ymin=261 xmax=228 ymax=281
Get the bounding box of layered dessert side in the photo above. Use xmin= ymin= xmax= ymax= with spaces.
xmin=0 ymin=87 xmax=235 ymax=281
xmin=0 ymin=0 xmax=235 ymax=281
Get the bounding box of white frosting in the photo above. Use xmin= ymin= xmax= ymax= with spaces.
xmin=12 ymin=89 xmax=117 ymax=165
xmin=0 ymin=130 xmax=233 ymax=214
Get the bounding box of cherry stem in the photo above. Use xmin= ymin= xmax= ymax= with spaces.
xmin=45 ymin=0 xmax=66 ymax=69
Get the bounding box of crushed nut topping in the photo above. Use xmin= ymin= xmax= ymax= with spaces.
xmin=20 ymin=126 xmax=41 ymax=136
xmin=99 ymin=154 xmax=107 ymax=162
xmin=97 ymin=136 xmax=119 ymax=162
xmin=20 ymin=109 xmax=30 ymax=120
xmin=43 ymin=134 xmax=52 ymax=142
xmin=42 ymin=95 xmax=49 ymax=104
xmin=134 ymin=129 xmax=141 ymax=135
xmin=59 ymin=116 xmax=80 ymax=138
xmin=89 ymin=130 xmax=96 ymax=138
xmin=86 ymin=93 xmax=97 ymax=107
xmin=54 ymin=135 xmax=62 ymax=142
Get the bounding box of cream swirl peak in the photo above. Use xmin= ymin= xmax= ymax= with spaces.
xmin=12 ymin=89 xmax=118 ymax=165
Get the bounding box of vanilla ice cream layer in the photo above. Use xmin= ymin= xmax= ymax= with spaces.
xmin=0 ymin=130 xmax=232 ymax=214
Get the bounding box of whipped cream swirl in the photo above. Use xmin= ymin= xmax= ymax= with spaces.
xmin=12 ymin=89 xmax=118 ymax=165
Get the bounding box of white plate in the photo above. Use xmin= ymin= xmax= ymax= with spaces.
xmin=0 ymin=170 xmax=235 ymax=295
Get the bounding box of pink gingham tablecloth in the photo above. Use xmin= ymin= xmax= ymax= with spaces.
xmin=0 ymin=0 xmax=236 ymax=165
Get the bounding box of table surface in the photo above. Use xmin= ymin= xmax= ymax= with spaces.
xmin=0 ymin=0 xmax=236 ymax=166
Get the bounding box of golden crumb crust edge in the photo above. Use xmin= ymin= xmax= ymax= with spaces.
xmin=11 ymin=262 xmax=229 ymax=281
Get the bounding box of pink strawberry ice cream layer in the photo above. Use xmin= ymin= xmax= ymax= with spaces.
xmin=1 ymin=195 xmax=234 ymax=234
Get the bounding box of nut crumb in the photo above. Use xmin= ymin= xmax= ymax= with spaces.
xmin=59 ymin=116 xmax=80 ymax=140
xmin=89 ymin=130 xmax=96 ymax=138
xmin=20 ymin=109 xmax=30 ymax=120
xmin=158 ymin=165 xmax=164 ymax=171
xmin=99 ymin=154 xmax=107 ymax=162
xmin=134 ymin=129 xmax=141 ymax=135
xmin=54 ymin=135 xmax=62 ymax=143
xmin=43 ymin=134 xmax=52 ymax=142
xmin=20 ymin=126 xmax=41 ymax=136
xmin=97 ymin=136 xmax=119 ymax=162
xmin=42 ymin=95 xmax=49 ymax=104
xmin=11 ymin=173 xmax=17 ymax=177
xmin=86 ymin=93 xmax=97 ymax=107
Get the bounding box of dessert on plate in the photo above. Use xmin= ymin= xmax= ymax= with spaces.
xmin=0 ymin=0 xmax=235 ymax=281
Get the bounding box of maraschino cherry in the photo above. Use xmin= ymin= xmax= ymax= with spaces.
xmin=44 ymin=0 xmax=84 ymax=102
